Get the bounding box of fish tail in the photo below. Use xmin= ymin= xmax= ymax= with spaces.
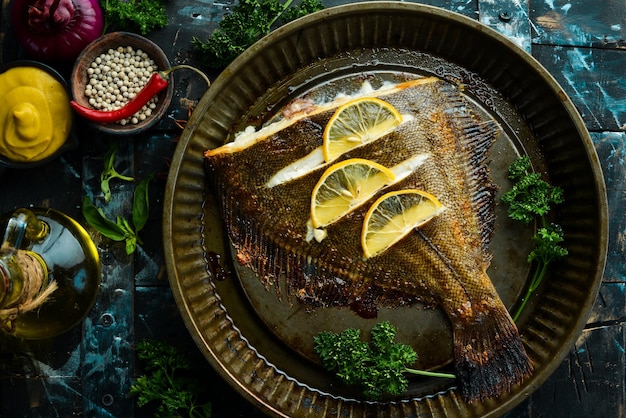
xmin=453 ymin=303 xmax=533 ymax=402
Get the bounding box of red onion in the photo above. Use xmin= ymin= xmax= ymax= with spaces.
xmin=11 ymin=0 xmax=104 ymax=63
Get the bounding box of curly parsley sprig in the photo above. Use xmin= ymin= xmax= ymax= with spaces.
xmin=192 ymin=0 xmax=324 ymax=69
xmin=102 ymin=0 xmax=168 ymax=35
xmin=501 ymin=156 xmax=568 ymax=321
xmin=501 ymin=156 xmax=564 ymax=224
xmin=314 ymin=321 xmax=455 ymax=399
xmin=131 ymin=340 xmax=212 ymax=418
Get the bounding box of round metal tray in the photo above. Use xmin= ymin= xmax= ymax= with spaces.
xmin=163 ymin=3 xmax=608 ymax=416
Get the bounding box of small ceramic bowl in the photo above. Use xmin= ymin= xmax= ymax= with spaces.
xmin=0 ymin=60 xmax=77 ymax=172
xmin=70 ymin=32 xmax=173 ymax=136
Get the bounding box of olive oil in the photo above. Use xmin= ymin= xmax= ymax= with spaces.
xmin=0 ymin=208 xmax=100 ymax=339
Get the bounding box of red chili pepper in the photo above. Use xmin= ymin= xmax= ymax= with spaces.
xmin=70 ymin=71 xmax=170 ymax=123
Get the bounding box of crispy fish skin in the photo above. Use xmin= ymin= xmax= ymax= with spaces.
xmin=204 ymin=77 xmax=532 ymax=401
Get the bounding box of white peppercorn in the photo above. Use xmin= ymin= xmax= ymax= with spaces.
xmin=84 ymin=45 xmax=160 ymax=125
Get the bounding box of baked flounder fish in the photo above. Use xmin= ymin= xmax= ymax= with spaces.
xmin=204 ymin=76 xmax=533 ymax=401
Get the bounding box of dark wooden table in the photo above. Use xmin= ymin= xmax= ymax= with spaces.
xmin=0 ymin=0 xmax=624 ymax=416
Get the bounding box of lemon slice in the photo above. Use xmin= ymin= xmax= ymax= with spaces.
xmin=323 ymin=97 xmax=402 ymax=162
xmin=361 ymin=189 xmax=443 ymax=258
xmin=311 ymin=158 xmax=396 ymax=228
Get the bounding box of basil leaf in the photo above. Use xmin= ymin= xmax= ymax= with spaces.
xmin=101 ymin=146 xmax=118 ymax=203
xmin=101 ymin=178 xmax=113 ymax=203
xmin=133 ymin=174 xmax=154 ymax=233
xmin=114 ymin=216 xmax=138 ymax=255
xmin=125 ymin=235 xmax=137 ymax=255
xmin=117 ymin=216 xmax=135 ymax=236
xmin=103 ymin=145 xmax=117 ymax=173
xmin=82 ymin=196 xmax=127 ymax=241
xmin=101 ymin=144 xmax=134 ymax=202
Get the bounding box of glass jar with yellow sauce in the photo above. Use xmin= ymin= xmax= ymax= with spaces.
xmin=0 ymin=61 xmax=74 ymax=164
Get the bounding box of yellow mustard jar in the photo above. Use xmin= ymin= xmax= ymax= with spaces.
xmin=0 ymin=65 xmax=72 ymax=162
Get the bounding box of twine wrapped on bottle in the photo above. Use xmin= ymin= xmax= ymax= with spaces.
xmin=0 ymin=208 xmax=100 ymax=339
xmin=0 ymin=250 xmax=57 ymax=333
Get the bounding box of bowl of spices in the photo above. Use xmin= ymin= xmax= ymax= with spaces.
xmin=0 ymin=60 xmax=77 ymax=170
xmin=70 ymin=31 xmax=174 ymax=135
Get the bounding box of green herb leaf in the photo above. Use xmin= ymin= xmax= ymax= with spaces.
xmin=100 ymin=144 xmax=134 ymax=203
xmin=314 ymin=321 xmax=454 ymax=399
xmin=116 ymin=216 xmax=133 ymax=235
xmin=133 ymin=174 xmax=154 ymax=233
xmin=528 ymin=224 xmax=568 ymax=265
xmin=85 ymin=146 xmax=155 ymax=255
xmin=131 ymin=340 xmax=212 ymax=418
xmin=82 ymin=196 xmax=127 ymax=241
xmin=115 ymin=216 xmax=138 ymax=255
xmin=103 ymin=0 xmax=168 ymax=35
xmin=502 ymin=157 xmax=568 ymax=321
xmin=501 ymin=156 xmax=564 ymax=224
xmin=193 ymin=0 xmax=323 ymax=69
xmin=280 ymin=0 xmax=323 ymax=21
xmin=124 ymin=235 xmax=137 ymax=255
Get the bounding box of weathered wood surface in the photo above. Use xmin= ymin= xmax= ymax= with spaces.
xmin=0 ymin=0 xmax=624 ymax=417
xmin=530 ymin=0 xmax=626 ymax=48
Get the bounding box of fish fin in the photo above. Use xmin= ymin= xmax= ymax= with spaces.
xmin=216 ymin=179 xmax=436 ymax=310
xmin=433 ymin=82 xmax=499 ymax=252
xmin=214 ymin=183 xmax=345 ymax=306
xmin=456 ymin=115 xmax=499 ymax=252
xmin=453 ymin=303 xmax=533 ymax=402
xmin=463 ymin=119 xmax=500 ymax=253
